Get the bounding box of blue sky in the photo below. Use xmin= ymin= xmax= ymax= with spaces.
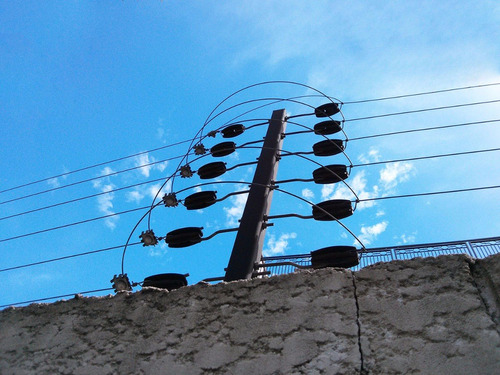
xmin=1 ymin=1 xmax=499 ymax=307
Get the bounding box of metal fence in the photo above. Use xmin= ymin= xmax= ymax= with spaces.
xmin=261 ymin=236 xmax=500 ymax=276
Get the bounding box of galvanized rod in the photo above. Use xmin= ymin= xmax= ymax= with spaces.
xmin=224 ymin=109 xmax=287 ymax=281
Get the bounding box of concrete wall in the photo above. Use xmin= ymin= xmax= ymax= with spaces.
xmin=1 ymin=253 xmax=500 ymax=374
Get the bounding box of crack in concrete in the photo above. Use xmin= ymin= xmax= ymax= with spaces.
xmin=468 ymin=260 xmax=500 ymax=336
xmin=351 ymin=273 xmax=366 ymax=374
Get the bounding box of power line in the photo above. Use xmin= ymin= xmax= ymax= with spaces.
xmin=0 ymin=242 xmax=141 ymax=273
xmin=1 ymin=144 xmax=498 ymax=224
xmin=3 ymin=184 xmax=499 ymax=274
xmin=0 ymin=154 xmax=184 ymax=206
xmin=352 ymin=147 xmax=500 ymax=168
xmin=0 ymin=206 xmax=149 ymax=244
xmin=0 ymin=177 xmax=167 ymax=221
xmin=345 ymin=99 xmax=500 ymax=122
xmin=348 ymin=119 xmax=500 ymax=141
xmin=0 ymin=287 xmax=115 ymax=309
xmin=3 ymin=82 xmax=498 ymax=197
xmin=343 ymin=82 xmax=500 ymax=104
xmin=0 ymin=139 xmax=194 ymax=195
xmin=358 ymin=185 xmax=500 ymax=203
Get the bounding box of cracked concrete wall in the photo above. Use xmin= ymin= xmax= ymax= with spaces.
xmin=1 ymin=254 xmax=500 ymax=374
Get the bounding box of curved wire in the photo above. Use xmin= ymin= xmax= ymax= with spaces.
xmin=201 ymin=81 xmax=341 ymax=138
xmin=121 ymin=201 xmax=163 ymax=274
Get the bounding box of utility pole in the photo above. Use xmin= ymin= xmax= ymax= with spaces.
xmin=224 ymin=109 xmax=287 ymax=281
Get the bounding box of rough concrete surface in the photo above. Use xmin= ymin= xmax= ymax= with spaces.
xmin=1 ymin=254 xmax=500 ymax=374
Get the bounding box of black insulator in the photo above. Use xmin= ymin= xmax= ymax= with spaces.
xmin=312 ymin=199 xmax=353 ymax=221
xmin=310 ymin=246 xmax=359 ymax=269
xmin=184 ymin=191 xmax=218 ymax=210
xmin=197 ymin=162 xmax=227 ymax=179
xmin=221 ymin=124 xmax=245 ymax=138
xmin=142 ymin=273 xmax=188 ymax=290
xmin=210 ymin=142 xmax=236 ymax=157
xmin=312 ymin=139 xmax=344 ymax=156
xmin=312 ymin=165 xmax=349 ymax=184
xmin=314 ymin=120 xmax=342 ymax=135
xmin=314 ymin=103 xmax=340 ymax=117
xmin=165 ymin=227 xmax=203 ymax=248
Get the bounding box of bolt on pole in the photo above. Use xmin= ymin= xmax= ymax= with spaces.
xmin=224 ymin=109 xmax=287 ymax=281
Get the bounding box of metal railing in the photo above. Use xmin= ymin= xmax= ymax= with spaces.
xmin=261 ymin=236 xmax=500 ymax=276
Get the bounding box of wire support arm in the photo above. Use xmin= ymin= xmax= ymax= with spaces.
xmin=265 ymin=213 xmax=313 ymax=220
xmin=201 ymin=227 xmax=240 ymax=241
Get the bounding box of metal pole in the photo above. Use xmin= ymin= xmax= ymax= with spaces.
xmin=224 ymin=109 xmax=287 ymax=281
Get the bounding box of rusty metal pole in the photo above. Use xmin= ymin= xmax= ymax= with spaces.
xmin=224 ymin=109 xmax=287 ymax=281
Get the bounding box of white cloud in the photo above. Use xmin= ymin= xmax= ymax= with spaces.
xmin=321 ymin=171 xmax=378 ymax=210
xmin=148 ymin=184 xmax=163 ymax=200
xmin=47 ymin=178 xmax=60 ymax=188
xmin=301 ymin=188 xmax=314 ymax=199
xmin=96 ymin=184 xmax=119 ymax=230
xmin=135 ymin=153 xmax=153 ymax=178
xmin=224 ymin=191 xmax=248 ymax=226
xmin=91 ymin=167 xmax=119 ymax=230
xmin=102 ymin=166 xmax=114 ymax=176
xmin=379 ymin=162 xmax=415 ymax=191
xmin=395 ymin=232 xmax=417 ymax=245
xmin=126 ymin=190 xmax=145 ymax=204
xmin=157 ymin=127 xmax=166 ymax=142
xmin=358 ymin=148 xmax=381 ymax=164
xmin=149 ymin=242 xmax=169 ymax=257
xmin=264 ymin=232 xmax=297 ymax=256
xmin=134 ymin=153 xmax=168 ymax=178
xmin=376 ymin=210 xmax=385 ymax=217
xmin=357 ymin=221 xmax=388 ymax=246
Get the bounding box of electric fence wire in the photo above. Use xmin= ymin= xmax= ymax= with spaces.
xmin=2 ymin=98 xmax=498 ymax=205
xmin=3 ymin=173 xmax=500 ymax=274
xmin=2 ymin=115 xmax=499 ymax=222
xmin=3 ymin=81 xmax=500 ymax=308
xmin=357 ymin=185 xmax=500 ymax=203
xmin=1 ymin=143 xmax=499 ymax=244
xmin=0 ymin=139 xmax=194 ymax=195
xmin=0 ymin=242 xmax=141 ymax=273
xmin=2 ymin=81 xmax=498 ymax=197
xmin=0 ymin=206 xmax=150 ymax=244
xmin=344 ymin=99 xmax=500 ymax=123
xmin=0 ymin=154 xmax=186 ymax=206
xmin=342 ymin=82 xmax=500 ymax=104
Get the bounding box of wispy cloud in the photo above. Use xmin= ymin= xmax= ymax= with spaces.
xmin=357 ymin=221 xmax=388 ymax=246
xmin=47 ymin=178 xmax=60 ymax=188
xmin=301 ymin=188 xmax=314 ymax=199
xmin=358 ymin=149 xmax=381 ymax=164
xmin=92 ymin=167 xmax=119 ymax=230
xmin=126 ymin=189 xmax=145 ymax=204
xmin=47 ymin=168 xmax=69 ymax=188
xmin=379 ymin=162 xmax=415 ymax=191
xmin=134 ymin=153 xmax=168 ymax=178
xmin=321 ymin=170 xmax=379 ymax=209
xmin=97 ymin=183 xmax=118 ymax=230
xmin=321 ymin=149 xmax=415 ymax=213
xmin=148 ymin=183 xmax=163 ymax=200
xmin=395 ymin=232 xmax=417 ymax=245
xmin=224 ymin=191 xmax=248 ymax=226
xmin=148 ymin=242 xmax=169 ymax=257
xmin=264 ymin=232 xmax=297 ymax=256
